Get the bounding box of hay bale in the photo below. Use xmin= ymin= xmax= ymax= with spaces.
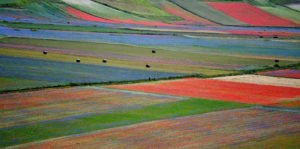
xmin=43 ymin=50 xmax=48 ymax=55
xmin=102 ymin=59 xmax=107 ymax=63
xmin=146 ymin=64 xmax=150 ymax=68
xmin=76 ymin=59 xmax=81 ymax=63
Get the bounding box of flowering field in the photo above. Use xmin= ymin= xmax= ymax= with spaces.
xmin=110 ymin=78 xmax=300 ymax=105
xmin=0 ymin=55 xmax=183 ymax=91
xmin=0 ymin=87 xmax=182 ymax=128
xmin=0 ymin=98 xmax=248 ymax=147
xmin=93 ymin=0 xmax=177 ymax=22
xmin=162 ymin=4 xmax=215 ymax=25
xmin=207 ymin=2 xmax=299 ymax=27
xmin=270 ymin=99 xmax=300 ymax=109
xmin=65 ymin=6 xmax=175 ymax=27
xmin=169 ymin=0 xmax=245 ymax=25
xmin=17 ymin=107 xmax=300 ymax=149
xmin=258 ymin=69 xmax=300 ymax=79
xmin=1 ymin=27 xmax=299 ymax=58
xmin=3 ymin=37 xmax=297 ymax=75
xmin=0 ymin=0 xmax=300 ymax=148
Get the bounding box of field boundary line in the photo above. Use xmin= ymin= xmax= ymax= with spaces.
xmin=86 ymin=86 xmax=187 ymax=100
xmin=258 ymin=105 xmax=300 ymax=113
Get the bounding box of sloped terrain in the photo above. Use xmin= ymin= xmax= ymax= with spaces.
xmin=169 ymin=0 xmax=246 ymax=25
xmin=93 ymin=0 xmax=180 ymax=22
xmin=207 ymin=2 xmax=298 ymax=27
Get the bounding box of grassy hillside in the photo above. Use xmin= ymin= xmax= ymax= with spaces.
xmin=62 ymin=0 xmax=147 ymax=21
xmin=26 ymin=1 xmax=72 ymax=21
xmin=94 ymin=0 xmax=181 ymax=22
xmin=269 ymin=0 xmax=300 ymax=5
xmin=169 ymin=0 xmax=246 ymax=25
xmin=260 ymin=5 xmax=300 ymax=23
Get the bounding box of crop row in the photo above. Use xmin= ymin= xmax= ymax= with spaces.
xmin=1 ymin=26 xmax=299 ymax=58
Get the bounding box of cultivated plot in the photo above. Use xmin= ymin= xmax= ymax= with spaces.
xmin=93 ymin=0 xmax=178 ymax=22
xmin=169 ymin=0 xmax=245 ymax=25
xmin=1 ymin=28 xmax=299 ymax=58
xmin=207 ymin=2 xmax=298 ymax=27
xmin=0 ymin=56 xmax=183 ymax=91
xmin=258 ymin=69 xmax=300 ymax=79
xmin=0 ymin=98 xmax=249 ymax=147
xmin=4 ymin=37 xmax=297 ymax=76
xmin=110 ymin=78 xmax=300 ymax=105
xmin=0 ymin=87 xmax=183 ymax=128
xmin=213 ymin=74 xmax=300 ymax=88
xmin=162 ymin=2 xmax=215 ymax=25
xmin=16 ymin=107 xmax=300 ymax=149
xmin=260 ymin=5 xmax=300 ymax=24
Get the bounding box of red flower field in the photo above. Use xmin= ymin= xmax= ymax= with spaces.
xmin=66 ymin=7 xmax=175 ymax=27
xmin=207 ymin=2 xmax=299 ymax=27
xmin=110 ymin=78 xmax=300 ymax=105
xmin=66 ymin=7 xmax=114 ymax=24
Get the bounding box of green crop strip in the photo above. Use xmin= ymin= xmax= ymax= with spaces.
xmin=0 ymin=21 xmax=163 ymax=35
xmin=0 ymin=98 xmax=251 ymax=147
